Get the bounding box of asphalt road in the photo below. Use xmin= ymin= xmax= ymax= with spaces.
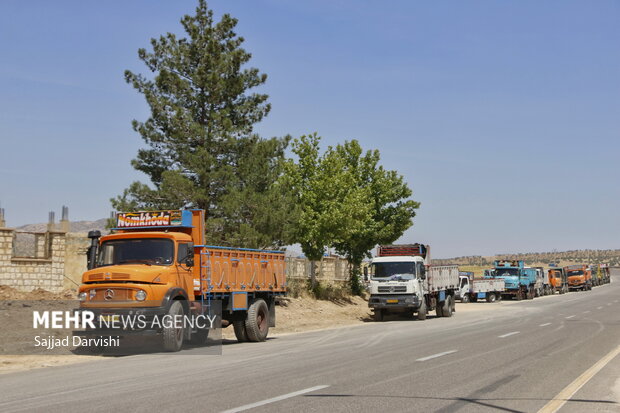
xmin=1 ymin=275 xmax=619 ymax=413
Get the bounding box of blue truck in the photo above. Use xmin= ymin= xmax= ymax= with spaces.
xmin=486 ymin=260 xmax=537 ymax=300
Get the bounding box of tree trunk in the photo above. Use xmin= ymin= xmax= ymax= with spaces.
xmin=310 ymin=260 xmax=317 ymax=290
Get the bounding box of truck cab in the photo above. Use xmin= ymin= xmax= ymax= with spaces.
xmin=565 ymin=265 xmax=591 ymax=291
xmin=368 ymin=255 xmax=426 ymax=313
xmin=456 ymin=272 xmax=473 ymax=301
xmin=491 ymin=260 xmax=536 ymax=300
xmin=81 ymin=231 xmax=195 ymax=307
xmin=548 ymin=267 xmax=568 ymax=294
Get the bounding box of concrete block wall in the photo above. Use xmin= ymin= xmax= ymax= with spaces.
xmin=0 ymin=228 xmax=66 ymax=293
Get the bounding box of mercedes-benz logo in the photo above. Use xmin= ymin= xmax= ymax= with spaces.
xmin=104 ymin=289 xmax=115 ymax=300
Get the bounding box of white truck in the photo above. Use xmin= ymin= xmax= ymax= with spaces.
xmin=366 ymin=244 xmax=459 ymax=321
xmin=456 ymin=271 xmax=505 ymax=303
xmin=525 ymin=267 xmax=549 ymax=297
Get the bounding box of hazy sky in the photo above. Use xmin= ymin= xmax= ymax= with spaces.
xmin=1 ymin=1 xmax=618 ymax=258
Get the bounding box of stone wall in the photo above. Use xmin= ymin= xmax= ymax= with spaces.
xmin=0 ymin=228 xmax=66 ymax=292
xmin=286 ymin=256 xmax=350 ymax=282
xmin=63 ymin=233 xmax=90 ymax=289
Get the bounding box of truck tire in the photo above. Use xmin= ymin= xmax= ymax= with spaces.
xmin=233 ymin=320 xmax=248 ymax=342
xmin=417 ymin=300 xmax=427 ymax=320
xmin=461 ymin=294 xmax=470 ymax=303
xmin=436 ymin=302 xmax=443 ymax=317
xmin=486 ymin=293 xmax=496 ymax=303
xmin=373 ymin=309 xmax=384 ymax=322
xmin=470 ymin=295 xmax=478 ymax=303
xmin=162 ymin=301 xmax=185 ymax=352
xmin=496 ymin=293 xmax=502 ymax=302
xmin=245 ymin=299 xmax=270 ymax=342
xmin=527 ymin=287 xmax=535 ymax=300
xmin=442 ymin=296 xmax=453 ymax=317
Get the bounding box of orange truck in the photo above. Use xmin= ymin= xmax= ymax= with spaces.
xmin=548 ymin=267 xmax=568 ymax=294
xmin=565 ymin=264 xmax=592 ymax=291
xmin=76 ymin=209 xmax=286 ymax=351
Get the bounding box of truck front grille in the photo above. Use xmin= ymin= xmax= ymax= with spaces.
xmin=378 ymin=285 xmax=407 ymax=293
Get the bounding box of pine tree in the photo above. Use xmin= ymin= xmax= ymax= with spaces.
xmin=112 ymin=0 xmax=293 ymax=248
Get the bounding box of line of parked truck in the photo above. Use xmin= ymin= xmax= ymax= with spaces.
xmin=365 ymin=243 xmax=612 ymax=321
xmin=76 ymin=211 xmax=612 ymax=351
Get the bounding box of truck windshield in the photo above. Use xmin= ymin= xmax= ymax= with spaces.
xmin=567 ymin=270 xmax=584 ymax=276
xmin=371 ymin=262 xmax=416 ymax=280
xmin=97 ymin=238 xmax=174 ymax=267
xmin=495 ymin=269 xmax=519 ymax=277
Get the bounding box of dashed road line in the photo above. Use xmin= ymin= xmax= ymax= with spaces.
xmin=565 ymin=315 xmax=575 ymax=319
xmin=416 ymin=350 xmax=458 ymax=362
xmin=583 ymin=311 xmax=590 ymax=314
xmin=597 ymin=306 xmax=603 ymax=310
xmin=498 ymin=331 xmax=520 ymax=338
xmin=539 ymin=323 xmax=552 ymax=327
xmin=221 ymin=385 xmax=330 ymax=413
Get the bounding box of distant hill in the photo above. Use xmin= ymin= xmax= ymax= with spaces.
xmin=433 ymin=249 xmax=620 ymax=267
xmin=16 ymin=218 xmax=109 ymax=234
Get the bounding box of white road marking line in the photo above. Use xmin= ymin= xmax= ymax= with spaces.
xmin=597 ymin=306 xmax=603 ymax=310
xmin=565 ymin=315 xmax=575 ymax=319
xmin=538 ymin=345 xmax=620 ymax=413
xmin=221 ymin=385 xmax=329 ymax=413
xmin=416 ymin=350 xmax=458 ymax=362
xmin=607 ymin=303 xmax=612 ymax=306
xmin=615 ymin=300 xmax=618 ymax=303
xmin=583 ymin=310 xmax=590 ymax=314
xmin=539 ymin=323 xmax=552 ymax=327
xmin=498 ymin=331 xmax=519 ymax=338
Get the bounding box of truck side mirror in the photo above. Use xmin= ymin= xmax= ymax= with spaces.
xmin=185 ymin=255 xmax=194 ymax=267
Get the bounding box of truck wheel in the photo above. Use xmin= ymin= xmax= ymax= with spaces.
xmin=162 ymin=301 xmax=185 ymax=352
xmin=442 ymin=297 xmax=453 ymax=317
xmin=486 ymin=293 xmax=496 ymax=303
xmin=233 ymin=320 xmax=248 ymax=342
xmin=461 ymin=294 xmax=469 ymax=303
xmin=470 ymin=295 xmax=478 ymax=303
xmin=436 ymin=302 xmax=444 ymax=317
xmin=373 ymin=309 xmax=384 ymax=322
xmin=245 ymin=299 xmax=270 ymax=342
xmin=417 ymin=300 xmax=427 ymax=320
xmin=496 ymin=293 xmax=502 ymax=302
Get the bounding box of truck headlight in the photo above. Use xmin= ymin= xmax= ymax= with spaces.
xmin=78 ymin=292 xmax=87 ymax=302
xmin=135 ymin=290 xmax=147 ymax=301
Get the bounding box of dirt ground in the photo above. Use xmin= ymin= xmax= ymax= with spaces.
xmin=0 ymin=285 xmax=77 ymax=300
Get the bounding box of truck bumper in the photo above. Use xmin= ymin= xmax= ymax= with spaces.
xmin=368 ymin=294 xmax=419 ymax=310
xmin=74 ymin=306 xmax=169 ymax=337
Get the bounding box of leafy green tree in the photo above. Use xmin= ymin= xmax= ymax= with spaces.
xmin=283 ymin=134 xmax=372 ymax=288
xmin=112 ymin=0 xmax=293 ymax=248
xmin=284 ymin=135 xmax=419 ymax=292
xmin=329 ymin=140 xmax=420 ymax=294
